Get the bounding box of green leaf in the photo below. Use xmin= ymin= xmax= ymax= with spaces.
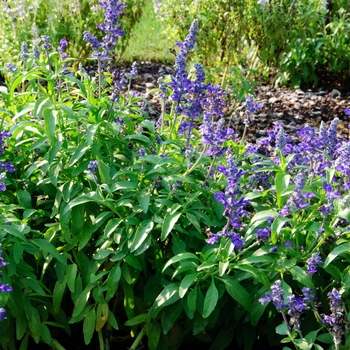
xmin=125 ymin=254 xmax=142 ymax=271
xmin=276 ymin=173 xmax=291 ymax=208
xmin=324 ymin=243 xmax=350 ymax=268
xmin=72 ymin=285 xmax=94 ymax=318
xmin=161 ymin=204 xmax=182 ymax=241
xmin=276 ymin=323 xmax=289 ymax=335
xmin=203 ymin=277 xmax=218 ymax=318
xmin=13 ymin=241 xmax=24 ymax=264
xmin=130 ymin=220 xmax=154 ymax=253
xmin=96 ymin=303 xmax=109 ymax=331
xmin=236 ymin=264 xmax=270 ymax=287
xmin=137 ymin=193 xmax=150 ymax=213
xmin=40 ymin=324 xmax=52 ymax=346
xmin=187 ymin=285 xmax=198 ymax=317
xmin=179 ymin=273 xmax=198 ymax=298
xmin=66 ymin=264 xmax=77 ymax=293
xmin=107 ymin=264 xmax=121 ymax=299
xmin=64 ymin=75 xmax=87 ymax=96
xmin=53 ymin=278 xmax=67 ymax=313
xmin=294 ymin=338 xmax=312 ymax=350
xmin=16 ymin=190 xmax=32 ymax=209
xmin=31 ymin=239 xmax=66 ymax=266
xmin=63 ymin=192 xmax=103 ymax=214
xmin=125 ymin=134 xmax=151 ymax=145
xmin=161 ymin=302 xmax=183 ymax=335
xmin=83 ymin=308 xmax=96 ymax=345
xmin=219 ymin=261 xmax=229 ymax=276
xmin=290 ymin=266 xmax=314 ymax=289
xmin=250 ymin=209 xmax=278 ymax=225
xmin=27 ymin=307 xmax=42 ymax=344
xmin=221 ymin=276 xmax=252 ymax=311
xmin=44 ymin=108 xmax=57 ymax=144
xmin=154 ymin=283 xmax=180 ymax=309
xmin=148 ymin=322 xmax=161 ymax=350
xmin=49 ymin=159 xmax=62 ymax=187
xmin=69 ymin=124 xmax=99 ymax=166
xmin=271 ymin=216 xmax=290 ymax=243
xmin=23 ymin=278 xmax=47 ymax=296
xmin=107 ymin=311 xmax=119 ymax=330
xmin=93 ymin=248 xmax=114 ymax=260
xmin=33 ymin=97 xmax=51 ymax=120
xmin=186 ymin=212 xmax=201 ymax=233
xmin=317 ymin=333 xmax=333 ymax=344
xmin=122 ymin=281 xmax=135 ymax=320
xmin=162 ymin=252 xmax=200 ymax=272
xmin=337 ymin=208 xmax=350 ymax=222
xmin=111 ymin=181 xmax=138 ymax=191
xmin=124 ymin=313 xmax=147 ymax=326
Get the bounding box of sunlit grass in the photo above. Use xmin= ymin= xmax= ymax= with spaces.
xmin=121 ymin=0 xmax=174 ymax=63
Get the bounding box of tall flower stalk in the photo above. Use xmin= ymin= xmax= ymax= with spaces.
xmin=0 ymin=246 xmax=12 ymax=322
xmin=83 ymin=0 xmax=125 ymax=98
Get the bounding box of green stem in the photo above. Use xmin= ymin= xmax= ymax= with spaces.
xmin=129 ymin=326 xmax=146 ymax=350
xmin=98 ymin=330 xmax=105 ymax=350
xmin=52 ymin=339 xmax=66 ymax=350
xmin=184 ymin=146 xmax=208 ymax=176
xmin=202 ymin=155 xmax=217 ymax=187
xmin=98 ymin=58 xmax=102 ymax=99
xmin=240 ymin=122 xmax=248 ymax=147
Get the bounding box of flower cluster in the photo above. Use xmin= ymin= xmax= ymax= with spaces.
xmin=199 ymin=117 xmax=235 ymax=156
xmin=20 ymin=41 xmax=29 ymax=61
xmin=0 ymin=245 xmax=12 ymax=322
xmin=88 ymin=160 xmax=99 ymax=173
xmin=306 ymin=252 xmax=324 ymax=276
xmin=207 ymin=156 xmax=249 ymax=248
xmin=41 ymin=35 xmax=51 ymax=51
xmin=0 ymin=131 xmax=14 ymax=191
xmin=259 ymin=280 xmax=316 ymax=333
xmin=83 ymin=0 xmax=125 ymax=60
xmin=280 ymin=172 xmax=314 ymax=216
xmin=243 ymin=94 xmax=263 ymax=124
xmin=322 ymin=288 xmax=344 ymax=346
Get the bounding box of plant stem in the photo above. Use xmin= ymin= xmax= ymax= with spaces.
xmin=98 ymin=58 xmax=102 ymax=99
xmin=203 ymin=155 xmax=217 ymax=187
xmin=184 ymin=146 xmax=208 ymax=176
xmin=129 ymin=326 xmax=146 ymax=350
xmin=52 ymin=339 xmax=66 ymax=350
xmin=98 ymin=330 xmax=105 ymax=350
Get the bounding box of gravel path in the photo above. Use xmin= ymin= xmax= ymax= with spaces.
xmin=117 ymin=61 xmax=350 ymax=142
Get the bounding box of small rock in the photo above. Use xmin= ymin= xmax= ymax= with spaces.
xmin=268 ymin=97 xmax=279 ymax=104
xmin=331 ymin=89 xmax=341 ymax=97
xmin=145 ymin=82 xmax=155 ymax=89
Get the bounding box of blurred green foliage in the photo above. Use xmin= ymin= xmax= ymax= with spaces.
xmin=154 ymin=0 xmax=350 ymax=87
xmin=0 ymin=0 xmax=144 ymax=66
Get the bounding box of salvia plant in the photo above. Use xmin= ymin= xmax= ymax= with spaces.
xmin=0 ymin=1 xmax=349 ymax=349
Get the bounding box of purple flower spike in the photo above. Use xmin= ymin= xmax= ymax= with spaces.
xmin=256 ymin=227 xmax=270 ymax=242
xmin=344 ymin=108 xmax=350 ymax=115
xmin=0 ymin=246 xmax=12 ymax=321
xmin=259 ymin=280 xmax=285 ymax=311
xmin=41 ymin=35 xmax=51 ymax=51
xmin=88 ymin=160 xmax=99 ymax=173
xmin=322 ymin=288 xmax=344 ymax=345
xmin=287 ymin=295 xmax=308 ymax=332
xmin=306 ymin=252 xmax=323 ymax=276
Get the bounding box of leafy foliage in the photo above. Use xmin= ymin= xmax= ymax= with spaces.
xmin=155 ymin=0 xmax=350 ymax=87
xmin=0 ymin=2 xmax=350 ymax=350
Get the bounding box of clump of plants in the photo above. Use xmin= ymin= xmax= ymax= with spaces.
xmin=0 ymin=0 xmax=144 ymax=66
xmin=154 ymin=0 xmax=350 ymax=88
xmin=0 ymin=1 xmax=349 ymax=349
